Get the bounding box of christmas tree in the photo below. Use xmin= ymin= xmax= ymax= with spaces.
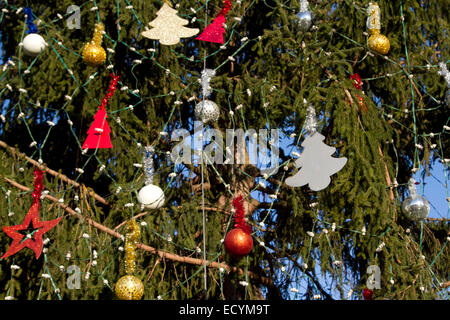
xmin=0 ymin=0 xmax=448 ymax=301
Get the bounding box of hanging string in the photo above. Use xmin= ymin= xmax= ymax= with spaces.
xmin=232 ymin=195 xmax=252 ymax=234
xmin=99 ymin=73 xmax=120 ymax=110
xmin=31 ymin=168 xmax=44 ymax=206
xmin=201 ymin=0 xmax=209 ymax=299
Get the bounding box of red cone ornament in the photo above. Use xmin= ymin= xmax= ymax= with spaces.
xmin=82 ymin=73 xmax=119 ymax=149
xmin=196 ymin=0 xmax=231 ymax=44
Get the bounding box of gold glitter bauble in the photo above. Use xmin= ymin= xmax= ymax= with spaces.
xmin=368 ymin=31 xmax=390 ymax=55
xmin=82 ymin=43 xmax=106 ymax=67
xmin=114 ymin=275 xmax=144 ymax=300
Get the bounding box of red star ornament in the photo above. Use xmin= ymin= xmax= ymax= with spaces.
xmin=1 ymin=202 xmax=61 ymax=260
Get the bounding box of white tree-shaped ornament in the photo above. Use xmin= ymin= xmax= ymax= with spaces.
xmin=141 ymin=3 xmax=199 ymax=46
xmin=285 ymin=102 xmax=347 ymax=191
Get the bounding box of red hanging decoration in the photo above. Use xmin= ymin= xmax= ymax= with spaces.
xmin=82 ymin=73 xmax=119 ymax=149
xmin=1 ymin=169 xmax=61 ymax=260
xmin=350 ymin=73 xmax=367 ymax=112
xmin=363 ymin=288 xmax=374 ymax=300
xmin=196 ymin=0 xmax=232 ymax=44
xmin=224 ymin=195 xmax=253 ymax=257
xmin=232 ymin=195 xmax=251 ymax=234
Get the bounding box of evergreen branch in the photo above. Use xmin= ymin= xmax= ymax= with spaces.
xmin=319 ymin=65 xmax=397 ymax=220
xmin=0 ymin=140 xmax=109 ymax=206
xmin=1 ymin=175 xmax=274 ymax=287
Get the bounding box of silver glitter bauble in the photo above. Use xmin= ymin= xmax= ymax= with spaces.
xmin=402 ymin=194 xmax=430 ymax=221
xmin=195 ymin=100 xmax=220 ymax=123
xmin=296 ymin=11 xmax=313 ymax=32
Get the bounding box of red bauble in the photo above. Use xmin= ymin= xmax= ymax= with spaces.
xmin=224 ymin=228 xmax=253 ymax=257
xmin=363 ymin=288 xmax=374 ymax=300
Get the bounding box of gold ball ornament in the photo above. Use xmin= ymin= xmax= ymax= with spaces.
xmin=114 ymin=275 xmax=144 ymax=300
xmin=82 ymin=42 xmax=106 ymax=67
xmin=368 ymin=30 xmax=390 ymax=55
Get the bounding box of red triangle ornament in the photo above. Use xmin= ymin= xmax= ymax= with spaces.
xmin=82 ymin=107 xmax=113 ymax=149
xmin=196 ymin=15 xmax=226 ymax=44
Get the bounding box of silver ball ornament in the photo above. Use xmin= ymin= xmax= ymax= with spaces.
xmin=195 ymin=100 xmax=220 ymax=124
xmin=402 ymin=194 xmax=430 ymax=221
xmin=296 ymin=11 xmax=313 ymax=32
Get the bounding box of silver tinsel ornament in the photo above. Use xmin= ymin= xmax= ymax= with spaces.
xmin=143 ymin=146 xmax=154 ymax=185
xmin=195 ymin=68 xmax=220 ymax=123
xmin=296 ymin=0 xmax=313 ymax=32
xmin=304 ymin=99 xmax=318 ymax=133
xmin=195 ymin=100 xmax=220 ymax=123
xmin=437 ymin=62 xmax=450 ymax=105
xmin=137 ymin=145 xmax=165 ymax=210
xmin=402 ymin=178 xmax=430 ymax=221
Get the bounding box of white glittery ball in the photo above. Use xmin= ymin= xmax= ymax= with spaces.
xmin=22 ymin=33 xmax=46 ymax=57
xmin=137 ymin=184 xmax=165 ymax=209
xmin=195 ymin=100 xmax=220 ymax=124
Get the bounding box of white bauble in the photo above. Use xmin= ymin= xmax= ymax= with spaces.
xmin=137 ymin=184 xmax=165 ymax=209
xmin=22 ymin=33 xmax=47 ymax=57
